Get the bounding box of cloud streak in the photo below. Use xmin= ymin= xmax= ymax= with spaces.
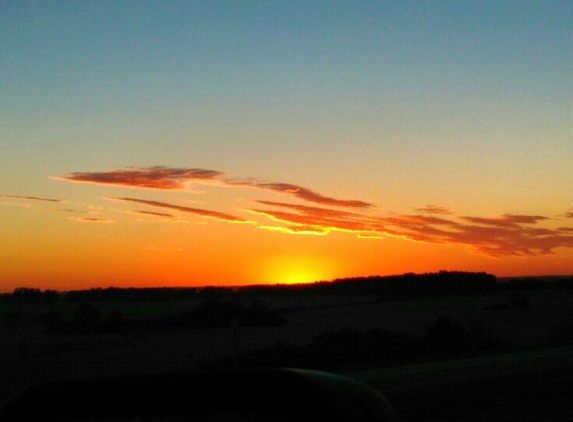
xmin=55 ymin=166 xmax=573 ymax=257
xmin=1 ymin=194 xmax=64 ymax=203
xmin=113 ymin=197 xmax=251 ymax=224
xmin=416 ymin=205 xmax=453 ymax=215
xmin=247 ymin=201 xmax=573 ymax=257
xmin=57 ymin=166 xmax=370 ymax=208
xmin=56 ymin=167 xmax=222 ymax=190
xmin=238 ymin=182 xmax=372 ymax=208
xmin=131 ymin=210 xmax=175 ymax=218
xmin=68 ymin=217 xmax=114 ymax=223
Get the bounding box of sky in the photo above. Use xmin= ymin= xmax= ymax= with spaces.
xmin=1 ymin=0 xmax=572 ymax=292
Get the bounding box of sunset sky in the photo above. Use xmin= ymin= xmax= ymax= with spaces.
xmin=1 ymin=1 xmax=572 ymax=292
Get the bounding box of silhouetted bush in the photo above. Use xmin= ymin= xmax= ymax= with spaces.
xmin=203 ymin=316 xmax=511 ymax=372
xmin=64 ymin=287 xmax=199 ymax=302
xmin=10 ymin=288 xmax=59 ymax=305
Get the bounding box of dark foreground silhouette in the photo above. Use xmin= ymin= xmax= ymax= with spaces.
xmin=0 ymin=368 xmax=400 ymax=422
xmin=2 ymin=271 xmax=573 ymax=421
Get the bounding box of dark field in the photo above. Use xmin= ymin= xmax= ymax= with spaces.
xmin=2 ymin=275 xmax=573 ymax=421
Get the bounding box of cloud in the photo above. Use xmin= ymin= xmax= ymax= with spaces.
xmin=68 ymin=217 xmax=114 ymax=223
xmin=258 ymin=225 xmax=330 ymax=236
xmin=243 ymin=182 xmax=372 ymax=208
xmin=131 ymin=210 xmax=175 ymax=218
xmin=57 ymin=166 xmax=371 ymax=208
xmin=1 ymin=194 xmax=64 ymax=203
xmin=113 ymin=197 xmax=251 ymax=224
xmin=247 ymin=201 xmax=378 ymax=233
xmin=54 ymin=166 xmax=573 ymax=257
xmin=358 ymin=234 xmax=385 ymax=239
xmin=416 ymin=205 xmax=453 ymax=215
xmin=56 ymin=166 xmax=222 ymax=190
xmin=253 ymin=200 xmax=367 ymax=219
xmin=461 ymin=214 xmax=549 ymax=227
xmin=248 ymin=200 xmax=573 ymax=257
xmin=386 ymin=213 xmax=573 ymax=256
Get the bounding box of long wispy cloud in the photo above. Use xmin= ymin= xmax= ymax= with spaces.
xmin=68 ymin=217 xmax=114 ymax=223
xmin=55 ymin=166 xmax=573 ymax=257
xmin=415 ymin=205 xmax=453 ymax=215
xmin=57 ymin=166 xmax=370 ymax=208
xmin=112 ymin=197 xmax=251 ymax=224
xmin=1 ymin=194 xmax=64 ymax=203
xmin=131 ymin=210 xmax=175 ymax=218
xmin=56 ymin=167 xmax=222 ymax=190
xmin=235 ymin=182 xmax=372 ymax=208
xmin=247 ymin=201 xmax=573 ymax=257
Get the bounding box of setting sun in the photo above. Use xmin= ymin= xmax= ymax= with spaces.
xmin=261 ymin=256 xmax=334 ymax=285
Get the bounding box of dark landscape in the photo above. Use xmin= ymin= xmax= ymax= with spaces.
xmin=2 ymin=271 xmax=573 ymax=421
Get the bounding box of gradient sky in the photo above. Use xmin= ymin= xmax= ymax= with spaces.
xmin=1 ymin=1 xmax=572 ymax=292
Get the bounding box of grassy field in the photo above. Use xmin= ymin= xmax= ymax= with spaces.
xmin=2 ymin=287 xmax=573 ymax=419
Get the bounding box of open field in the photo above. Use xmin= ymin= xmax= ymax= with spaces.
xmin=2 ymin=286 xmax=573 ymax=420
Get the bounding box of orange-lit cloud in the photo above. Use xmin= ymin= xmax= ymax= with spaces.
xmin=238 ymin=182 xmax=372 ymax=208
xmin=57 ymin=167 xmax=370 ymax=208
xmin=247 ymin=201 xmax=378 ymax=233
xmin=54 ymin=167 xmax=573 ymax=257
xmin=1 ymin=194 xmax=64 ymax=203
xmin=416 ymin=205 xmax=453 ymax=215
xmin=258 ymin=225 xmax=330 ymax=236
xmin=56 ymin=166 xmax=222 ymax=189
xmin=131 ymin=210 xmax=175 ymax=218
xmin=68 ymin=217 xmax=114 ymax=223
xmin=113 ymin=197 xmax=251 ymax=224
xmin=460 ymin=214 xmax=549 ymax=227
xmin=249 ymin=201 xmax=573 ymax=257
xmin=385 ymin=214 xmax=573 ymax=256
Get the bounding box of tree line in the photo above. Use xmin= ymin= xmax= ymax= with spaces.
xmin=3 ymin=271 xmax=573 ymax=304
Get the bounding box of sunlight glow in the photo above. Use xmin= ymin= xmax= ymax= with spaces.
xmin=262 ymin=255 xmax=334 ymax=285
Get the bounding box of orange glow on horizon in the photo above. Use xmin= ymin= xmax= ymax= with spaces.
xmin=259 ymin=255 xmax=336 ymax=285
